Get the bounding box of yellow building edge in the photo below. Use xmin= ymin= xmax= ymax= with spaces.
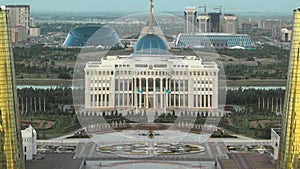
xmin=279 ymin=8 xmax=300 ymax=169
xmin=0 ymin=8 xmax=24 ymax=169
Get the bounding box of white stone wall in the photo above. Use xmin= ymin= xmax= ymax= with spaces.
xmin=85 ymin=55 xmax=219 ymax=115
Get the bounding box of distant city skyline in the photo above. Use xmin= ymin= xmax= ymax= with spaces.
xmin=0 ymin=0 xmax=299 ymax=14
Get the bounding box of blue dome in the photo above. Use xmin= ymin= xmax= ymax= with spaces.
xmin=135 ymin=34 xmax=169 ymax=55
xmin=63 ymin=26 xmax=122 ymax=47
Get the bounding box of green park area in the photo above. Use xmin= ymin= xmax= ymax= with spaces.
xmin=13 ymin=44 xmax=289 ymax=86
xmin=21 ymin=114 xmax=80 ymax=139
xmin=18 ymin=87 xmax=80 ymax=139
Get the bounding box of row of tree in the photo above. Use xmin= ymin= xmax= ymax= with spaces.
xmin=224 ymin=62 xmax=288 ymax=80
xmin=217 ymin=44 xmax=289 ymax=59
xmin=225 ymin=88 xmax=285 ymax=108
xmin=18 ymin=87 xmax=286 ymax=116
xmin=15 ymin=63 xmax=73 ymax=78
xmin=18 ymin=87 xmax=76 ymax=116
xmin=13 ymin=44 xmax=80 ymax=61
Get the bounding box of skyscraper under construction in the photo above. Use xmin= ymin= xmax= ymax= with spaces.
xmin=0 ymin=6 xmax=24 ymax=169
xmin=279 ymin=8 xmax=300 ymax=169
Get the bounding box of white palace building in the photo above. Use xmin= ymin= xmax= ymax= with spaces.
xmin=84 ymin=2 xmax=220 ymax=115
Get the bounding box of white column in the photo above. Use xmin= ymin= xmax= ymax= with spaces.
xmin=208 ymin=93 xmax=210 ymax=108
xmin=127 ymin=77 xmax=130 ymax=107
xmin=95 ymin=79 xmax=98 ymax=108
xmin=196 ymin=79 xmax=199 ymax=108
xmin=208 ymin=79 xmax=211 ymax=108
xmin=201 ymin=79 xmax=204 ymax=108
xmin=183 ymin=79 xmax=185 ymax=107
xmin=122 ymin=78 xmax=125 ymax=106
xmin=99 ymin=78 xmax=103 ymax=107
xmin=204 ymin=79 xmax=207 ymax=108
xmin=96 ymin=94 xmax=99 ymax=108
xmin=85 ymin=76 xmax=88 ymax=109
xmin=178 ymin=79 xmax=181 ymax=107
xmin=118 ymin=78 xmax=121 ymax=107
xmin=109 ymin=77 xmax=113 ymax=108
xmin=188 ymin=76 xmax=193 ymax=108
xmin=160 ymin=78 xmax=163 ymax=108
xmin=173 ymin=79 xmax=176 ymax=107
xmin=134 ymin=78 xmax=137 ymax=108
xmin=95 ymin=78 xmax=98 ymax=107
xmin=124 ymin=78 xmax=127 ymax=107
xmin=199 ymin=78 xmax=202 ymax=108
xmin=213 ymin=76 xmax=218 ymax=109
xmin=153 ymin=78 xmax=156 ymax=108
xmin=132 ymin=78 xmax=134 ymax=107
xmin=146 ymin=78 xmax=149 ymax=108
xmin=92 ymin=78 xmax=95 ymax=107
xmin=104 ymin=78 xmax=107 ymax=107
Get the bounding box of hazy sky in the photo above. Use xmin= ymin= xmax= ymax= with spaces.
xmin=1 ymin=0 xmax=299 ymax=13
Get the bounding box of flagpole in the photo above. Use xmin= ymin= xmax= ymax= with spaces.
xmin=136 ymin=88 xmax=143 ymax=114
xmin=165 ymin=91 xmax=167 ymax=114
xmin=164 ymin=88 xmax=166 ymax=114
xmin=136 ymin=90 xmax=138 ymax=114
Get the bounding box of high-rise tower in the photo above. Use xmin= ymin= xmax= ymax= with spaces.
xmin=223 ymin=14 xmax=237 ymax=34
xmin=5 ymin=5 xmax=30 ymax=43
xmin=279 ymin=8 xmax=300 ymax=169
xmin=208 ymin=12 xmax=221 ymax=33
xmin=184 ymin=7 xmax=197 ymax=34
xmin=197 ymin=14 xmax=210 ymax=33
xmin=0 ymin=7 xmax=24 ymax=169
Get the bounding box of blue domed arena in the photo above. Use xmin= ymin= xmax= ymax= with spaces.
xmin=134 ymin=34 xmax=169 ymax=55
xmin=63 ymin=26 xmax=122 ymax=47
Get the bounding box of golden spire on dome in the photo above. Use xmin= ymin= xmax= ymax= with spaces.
xmin=149 ymin=0 xmax=154 ymax=30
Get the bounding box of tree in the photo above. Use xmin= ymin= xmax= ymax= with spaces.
xmin=58 ymin=73 xmax=71 ymax=79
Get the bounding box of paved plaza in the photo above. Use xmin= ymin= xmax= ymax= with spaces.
xmin=38 ymin=130 xmax=271 ymax=160
xmin=35 ymin=130 xmax=273 ymax=169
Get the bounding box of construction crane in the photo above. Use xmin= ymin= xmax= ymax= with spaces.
xmin=213 ymin=5 xmax=225 ymax=14
xmin=213 ymin=5 xmax=244 ymax=14
xmin=199 ymin=4 xmax=207 ymax=14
